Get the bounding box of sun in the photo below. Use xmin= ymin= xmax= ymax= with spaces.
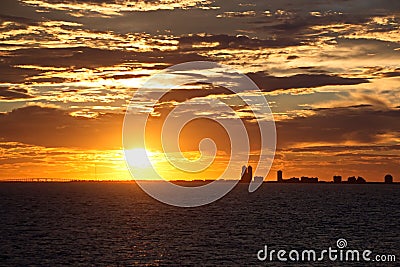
xmin=125 ymin=148 xmax=153 ymax=169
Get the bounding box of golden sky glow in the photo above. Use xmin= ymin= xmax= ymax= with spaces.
xmin=0 ymin=0 xmax=399 ymax=182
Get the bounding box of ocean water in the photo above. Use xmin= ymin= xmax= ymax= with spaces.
xmin=0 ymin=183 xmax=398 ymax=266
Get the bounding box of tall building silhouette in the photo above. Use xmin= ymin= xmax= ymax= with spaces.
xmin=247 ymin=166 xmax=252 ymax=181
xmin=277 ymin=170 xmax=283 ymax=182
xmin=241 ymin=165 xmax=247 ymax=177
xmin=240 ymin=165 xmax=252 ymax=183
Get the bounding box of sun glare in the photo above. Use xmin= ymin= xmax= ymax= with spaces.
xmin=126 ymin=148 xmax=153 ymax=169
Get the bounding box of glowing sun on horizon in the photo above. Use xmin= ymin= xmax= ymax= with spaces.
xmin=125 ymin=148 xmax=153 ymax=169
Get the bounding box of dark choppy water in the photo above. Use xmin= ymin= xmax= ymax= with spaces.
xmin=0 ymin=183 xmax=398 ymax=266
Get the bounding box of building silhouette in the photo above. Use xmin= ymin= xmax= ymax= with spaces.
xmin=384 ymin=174 xmax=393 ymax=183
xmin=277 ymin=170 xmax=283 ymax=182
xmin=269 ymin=170 xmax=387 ymax=184
xmin=347 ymin=176 xmax=357 ymax=183
xmin=276 ymin=170 xmax=299 ymax=183
xmin=240 ymin=165 xmax=252 ymax=183
xmin=300 ymin=176 xmax=319 ymax=183
xmin=287 ymin=177 xmax=300 ymax=183
xmin=333 ymin=175 xmax=342 ymax=183
xmin=248 ymin=166 xmax=252 ymax=182
xmin=241 ymin=166 xmax=247 ymax=178
xmin=356 ymin=176 xmax=366 ymax=183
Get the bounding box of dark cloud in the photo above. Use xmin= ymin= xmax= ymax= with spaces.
xmin=3 ymin=48 xmax=128 ymax=69
xmin=102 ymin=73 xmax=149 ymax=80
xmin=144 ymin=85 xmax=242 ymax=132
xmin=258 ymin=12 xmax=364 ymax=33
xmin=0 ymin=87 xmax=33 ymax=100
xmin=335 ymin=152 xmax=400 ymax=158
xmin=0 ymin=14 xmax=39 ymax=25
xmin=0 ymin=47 xmax=207 ymax=83
xmin=247 ymin=72 xmax=369 ymax=91
xmin=285 ymin=144 xmax=400 ymax=153
xmin=178 ymin=34 xmax=301 ymax=50
xmin=0 ymin=105 xmax=123 ymax=149
xmin=0 ymin=64 xmax=41 ymax=83
xmin=3 ymin=47 xmax=208 ymax=68
xmin=277 ymin=105 xmax=400 ymax=146
xmin=381 ymin=71 xmax=400 ymax=78
xmin=251 ymin=9 xmax=400 ymax=44
xmin=294 ymin=66 xmax=329 ymax=74
xmin=287 ymin=55 xmax=299 ymax=60
xmin=156 ymin=84 xmax=233 ymax=103
xmin=0 ymin=48 xmax=130 ymax=84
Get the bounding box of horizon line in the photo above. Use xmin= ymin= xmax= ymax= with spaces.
xmin=0 ymin=178 xmax=398 ymax=184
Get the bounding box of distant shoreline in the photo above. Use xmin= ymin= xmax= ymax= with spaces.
xmin=0 ymin=179 xmax=398 ymax=184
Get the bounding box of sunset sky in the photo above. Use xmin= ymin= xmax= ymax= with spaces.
xmin=1 ymin=0 xmax=399 ymax=181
